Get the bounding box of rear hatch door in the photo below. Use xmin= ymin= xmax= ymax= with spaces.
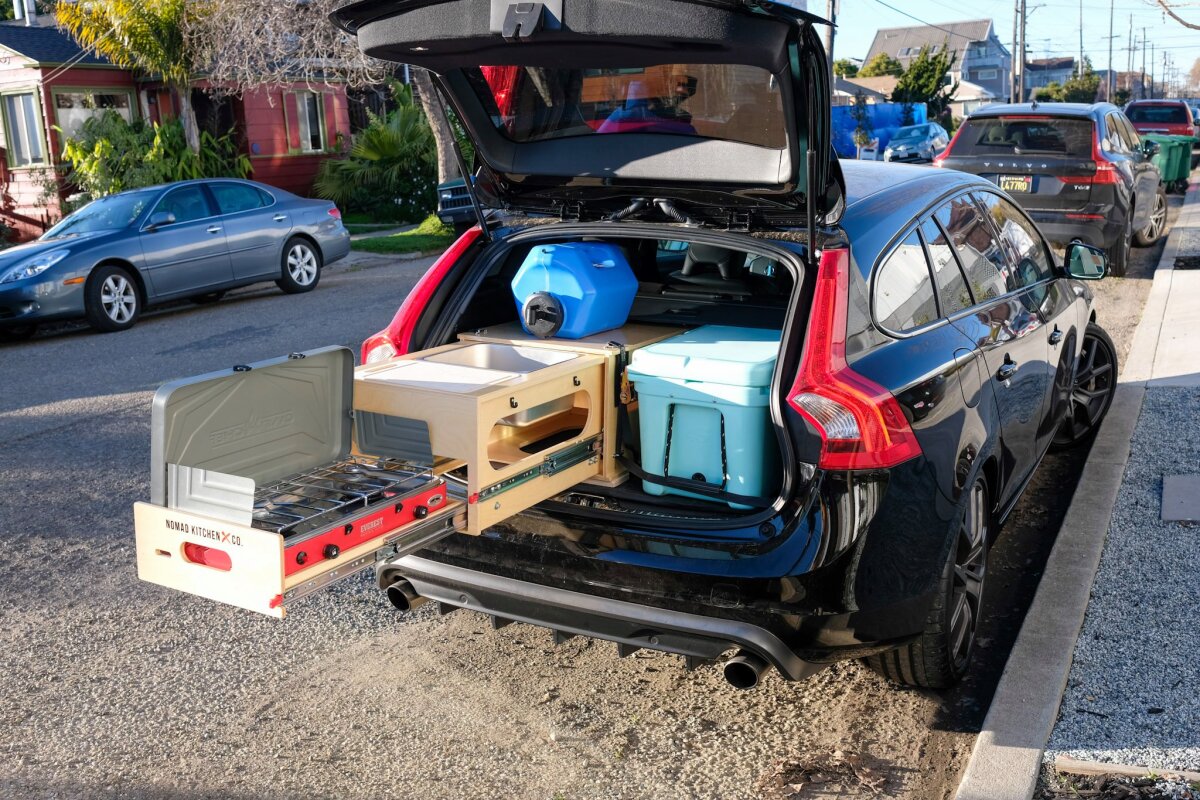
xmin=331 ymin=0 xmax=845 ymax=227
xmin=941 ymin=114 xmax=1099 ymax=213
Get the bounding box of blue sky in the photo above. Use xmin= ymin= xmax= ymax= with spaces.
xmin=824 ymin=0 xmax=1200 ymax=85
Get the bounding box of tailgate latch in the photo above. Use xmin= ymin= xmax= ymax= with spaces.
xmin=499 ymin=1 xmax=545 ymax=39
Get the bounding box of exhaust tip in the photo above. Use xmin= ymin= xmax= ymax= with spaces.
xmin=723 ymin=651 xmax=770 ymax=690
xmin=385 ymin=579 xmax=427 ymax=613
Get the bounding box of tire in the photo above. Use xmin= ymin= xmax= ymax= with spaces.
xmin=863 ymin=478 xmax=989 ymax=689
xmin=276 ymin=237 xmax=322 ymax=294
xmin=1107 ymin=214 xmax=1131 ymax=278
xmin=1133 ymin=186 xmax=1167 ymax=247
xmin=189 ymin=290 xmax=227 ymax=305
xmin=0 ymin=324 xmax=37 ymax=342
xmin=1051 ymin=323 xmax=1118 ymax=450
xmin=84 ymin=264 xmax=141 ymax=333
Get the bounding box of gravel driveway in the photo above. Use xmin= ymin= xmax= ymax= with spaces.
xmin=0 ymin=215 xmax=1177 ymax=800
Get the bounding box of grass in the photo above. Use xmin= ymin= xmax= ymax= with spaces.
xmin=350 ymin=215 xmax=456 ymax=255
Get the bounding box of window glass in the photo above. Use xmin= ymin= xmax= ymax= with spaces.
xmin=293 ymin=92 xmax=325 ymax=152
xmin=937 ymin=196 xmax=1008 ymax=302
xmin=950 ymin=115 xmax=1094 ymax=157
xmin=875 ymin=230 xmax=939 ymax=332
xmin=3 ymin=92 xmax=44 ymax=166
xmin=975 ymin=192 xmax=1054 ymax=288
xmin=44 ymin=190 xmax=155 ymax=238
xmin=212 ymin=183 xmax=267 ymax=214
xmin=921 ymin=216 xmax=972 ymax=314
xmin=156 ymin=186 xmax=212 ymax=224
xmin=1116 ymin=114 xmax=1141 ymax=149
xmin=54 ymin=91 xmax=133 ymax=139
xmin=467 ymin=64 xmax=786 ymax=148
xmin=1126 ymin=104 xmax=1189 ymax=124
xmin=1103 ymin=113 xmax=1129 ymax=153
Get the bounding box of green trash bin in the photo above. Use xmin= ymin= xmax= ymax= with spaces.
xmin=1144 ymin=133 xmax=1191 ymax=193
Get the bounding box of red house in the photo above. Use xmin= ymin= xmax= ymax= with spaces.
xmin=0 ymin=20 xmax=352 ymax=241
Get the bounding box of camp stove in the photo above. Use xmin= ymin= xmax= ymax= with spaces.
xmin=251 ymin=456 xmax=447 ymax=576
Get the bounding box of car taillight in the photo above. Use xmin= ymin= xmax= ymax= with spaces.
xmin=787 ymin=248 xmax=922 ymax=471
xmin=360 ymin=225 xmax=484 ymax=363
xmin=932 ymin=125 xmax=963 ymax=167
xmin=1059 ymin=134 xmax=1120 ymax=185
xmin=328 ymin=207 xmax=342 ymax=219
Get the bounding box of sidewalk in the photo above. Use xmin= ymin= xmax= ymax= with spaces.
xmin=1042 ymin=183 xmax=1200 ymax=774
xmin=957 ymin=177 xmax=1200 ymax=800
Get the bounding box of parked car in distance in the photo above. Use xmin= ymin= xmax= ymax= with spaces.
xmin=338 ymin=0 xmax=1119 ymax=693
xmin=0 ymin=178 xmax=350 ymax=338
xmin=436 ymin=177 xmax=476 ymax=236
xmin=883 ymin=122 xmax=951 ymax=163
xmin=934 ymin=102 xmax=1165 ymax=277
xmin=1124 ymin=99 xmax=1197 ymax=138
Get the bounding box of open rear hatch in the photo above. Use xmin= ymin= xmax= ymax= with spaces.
xmin=330 ymin=0 xmax=844 ymax=227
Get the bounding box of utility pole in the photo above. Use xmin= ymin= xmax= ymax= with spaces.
xmin=1150 ymin=41 xmax=1155 ymax=99
xmin=1012 ymin=0 xmax=1019 ymax=101
xmin=1141 ymin=27 xmax=1147 ymax=100
xmin=1107 ymin=0 xmax=1114 ymax=100
xmin=1126 ymin=15 xmax=1133 ymax=97
xmin=1017 ymin=0 xmax=1027 ymax=102
xmin=1078 ymin=0 xmax=1084 ymax=78
xmin=824 ymin=0 xmax=837 ymax=92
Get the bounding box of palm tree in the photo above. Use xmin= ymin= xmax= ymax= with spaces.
xmin=56 ymin=0 xmax=202 ymax=153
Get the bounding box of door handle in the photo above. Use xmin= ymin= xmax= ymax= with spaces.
xmin=206 ymin=225 xmax=222 ymax=234
xmin=273 ymin=214 xmax=287 ymax=222
xmin=996 ymin=357 xmax=1018 ymax=382
xmin=1049 ymin=326 xmax=1064 ymax=346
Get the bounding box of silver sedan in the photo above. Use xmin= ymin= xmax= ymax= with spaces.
xmin=0 ymin=178 xmax=350 ymax=336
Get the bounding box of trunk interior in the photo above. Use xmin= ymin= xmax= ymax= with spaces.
xmin=432 ymin=226 xmax=804 ymax=529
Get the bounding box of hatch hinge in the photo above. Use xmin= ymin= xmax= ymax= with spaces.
xmin=558 ymin=201 xmax=584 ymax=222
xmin=727 ymin=209 xmax=752 ymax=232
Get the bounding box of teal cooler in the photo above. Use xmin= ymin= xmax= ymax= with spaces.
xmin=626 ymin=326 xmax=781 ymax=509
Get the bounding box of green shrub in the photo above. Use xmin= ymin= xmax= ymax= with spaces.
xmin=59 ymin=111 xmax=251 ymax=199
xmin=314 ymin=83 xmax=437 ymax=225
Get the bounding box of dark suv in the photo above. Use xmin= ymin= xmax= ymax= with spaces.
xmin=333 ymin=0 xmax=1116 ymax=689
xmin=934 ymin=102 xmax=1165 ymax=277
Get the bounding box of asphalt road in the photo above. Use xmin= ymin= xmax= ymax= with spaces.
xmin=0 ymin=213 xmax=1176 ymax=800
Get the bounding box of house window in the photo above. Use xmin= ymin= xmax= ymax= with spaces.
xmin=293 ymin=91 xmax=325 ymax=153
xmin=2 ymin=92 xmax=44 ymax=167
xmin=976 ymin=69 xmax=999 ymax=80
xmin=54 ymin=90 xmax=134 ymax=139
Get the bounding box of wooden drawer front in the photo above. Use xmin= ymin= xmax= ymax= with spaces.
xmin=134 ymin=499 xmax=462 ymax=618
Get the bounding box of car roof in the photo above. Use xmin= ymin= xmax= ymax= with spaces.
xmin=966 ymin=101 xmax=1112 ymax=119
xmin=839 ymin=160 xmax=989 ymax=212
xmin=1126 ymin=99 xmax=1188 ymax=105
xmin=104 ymin=178 xmax=272 ymax=198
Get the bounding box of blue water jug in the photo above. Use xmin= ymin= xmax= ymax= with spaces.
xmin=511 ymin=243 xmax=638 ymax=339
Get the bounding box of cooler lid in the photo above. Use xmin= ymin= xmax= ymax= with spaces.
xmin=149 ymin=347 xmax=354 ymax=505
xmin=627 ymin=325 xmax=780 ymax=388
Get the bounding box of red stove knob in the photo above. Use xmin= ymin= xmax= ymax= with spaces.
xmin=323 ymin=544 xmax=340 ymax=560
xmin=413 ymin=505 xmax=429 ymax=519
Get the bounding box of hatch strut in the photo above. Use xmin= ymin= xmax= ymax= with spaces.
xmin=429 ymin=78 xmax=492 ymax=243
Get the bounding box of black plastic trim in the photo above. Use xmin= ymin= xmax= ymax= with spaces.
xmin=388 ymin=554 xmax=827 ymax=681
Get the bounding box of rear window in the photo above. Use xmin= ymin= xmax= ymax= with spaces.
xmin=952 ymin=116 xmax=1094 ymax=157
xmin=467 ymin=64 xmax=786 ymax=148
xmin=1126 ymin=104 xmax=1190 ymax=124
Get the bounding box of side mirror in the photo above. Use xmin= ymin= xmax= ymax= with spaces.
xmin=1065 ymin=242 xmax=1107 ymax=280
xmin=145 ymin=210 xmax=176 ymax=231
xmin=1142 ymin=139 xmax=1160 ymax=157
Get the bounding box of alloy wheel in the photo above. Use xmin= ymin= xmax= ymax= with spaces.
xmin=949 ymin=481 xmax=987 ymax=673
xmin=1143 ymin=191 xmax=1167 ymax=243
xmin=101 ymin=274 xmax=137 ymax=324
xmin=287 ymin=244 xmax=318 ymax=286
xmin=1055 ymin=329 xmax=1116 ymax=445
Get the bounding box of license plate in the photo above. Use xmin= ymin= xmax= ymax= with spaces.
xmin=999 ymin=175 xmax=1033 ymax=193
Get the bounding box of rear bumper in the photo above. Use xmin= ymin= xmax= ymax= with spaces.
xmin=389 ymin=554 xmax=828 ymax=680
xmin=320 ymin=230 xmax=352 ymax=265
xmin=1025 ymin=210 xmax=1124 ymax=250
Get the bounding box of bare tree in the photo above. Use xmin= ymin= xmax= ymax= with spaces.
xmin=187 ymin=0 xmax=459 ymax=181
xmin=1155 ymin=0 xmax=1200 ymax=30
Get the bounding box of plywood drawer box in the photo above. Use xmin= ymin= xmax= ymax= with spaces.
xmin=353 ymin=340 xmax=606 ymax=534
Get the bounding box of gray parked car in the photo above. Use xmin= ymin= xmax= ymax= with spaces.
xmin=0 ymin=178 xmax=350 ymax=337
xmin=883 ymin=122 xmax=951 ymax=163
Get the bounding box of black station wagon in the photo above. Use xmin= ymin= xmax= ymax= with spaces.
xmin=331 ymin=0 xmax=1116 ymax=689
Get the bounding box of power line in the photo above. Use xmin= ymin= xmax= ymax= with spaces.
xmin=867 ymin=0 xmax=986 ymax=42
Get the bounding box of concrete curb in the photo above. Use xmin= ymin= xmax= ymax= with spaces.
xmin=954 ymin=177 xmax=1199 ymax=800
